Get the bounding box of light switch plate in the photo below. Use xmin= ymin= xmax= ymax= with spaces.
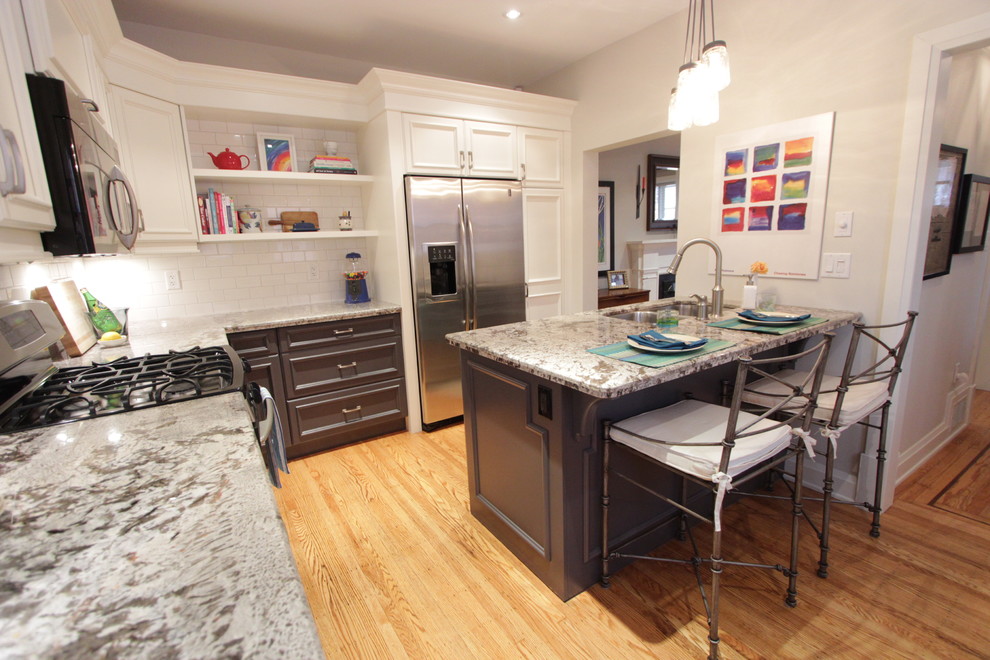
xmin=834 ymin=211 xmax=853 ymax=237
xmin=821 ymin=253 xmax=851 ymax=278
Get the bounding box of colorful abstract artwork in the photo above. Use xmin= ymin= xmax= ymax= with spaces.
xmin=750 ymin=175 xmax=777 ymax=203
xmin=725 ymin=149 xmax=747 ymax=176
xmin=778 ymin=203 xmax=807 ymax=230
xmin=723 ymin=179 xmax=747 ymax=204
xmin=753 ymin=144 xmax=779 ymax=172
xmin=712 ymin=112 xmax=834 ymax=280
xmin=722 ymin=207 xmax=745 ymax=232
xmin=784 ymin=137 xmax=814 ymax=167
xmin=748 ymin=206 xmax=773 ymax=231
xmin=781 ymin=171 xmax=811 ymax=199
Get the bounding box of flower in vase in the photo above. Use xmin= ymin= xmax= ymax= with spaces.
xmin=748 ymin=261 xmax=768 ymax=285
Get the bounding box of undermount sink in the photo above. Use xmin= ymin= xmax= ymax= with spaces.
xmin=604 ymin=300 xmax=736 ymax=322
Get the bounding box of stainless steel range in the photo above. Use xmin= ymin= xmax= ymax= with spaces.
xmin=0 ymin=300 xmax=243 ymax=433
xmin=0 ymin=299 xmax=286 ymax=485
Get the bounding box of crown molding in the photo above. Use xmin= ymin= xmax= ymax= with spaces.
xmin=104 ymin=39 xmax=368 ymax=122
xmin=359 ymin=68 xmax=575 ymax=130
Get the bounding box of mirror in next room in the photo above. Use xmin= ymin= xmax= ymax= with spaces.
xmin=646 ymin=154 xmax=680 ymax=231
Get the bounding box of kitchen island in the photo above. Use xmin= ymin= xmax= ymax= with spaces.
xmin=447 ymin=304 xmax=859 ymax=600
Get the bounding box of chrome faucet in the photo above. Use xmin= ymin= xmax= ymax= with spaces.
xmin=667 ymin=238 xmax=724 ymax=318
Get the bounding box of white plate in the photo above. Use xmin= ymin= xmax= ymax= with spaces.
xmin=736 ymin=312 xmax=807 ymax=326
xmin=627 ymin=333 xmax=707 ymax=354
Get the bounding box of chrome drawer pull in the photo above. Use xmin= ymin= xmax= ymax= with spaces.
xmin=342 ymin=406 xmax=362 ymax=415
xmin=338 ymin=361 xmax=358 ymax=370
xmin=333 ymin=328 xmax=354 ymax=335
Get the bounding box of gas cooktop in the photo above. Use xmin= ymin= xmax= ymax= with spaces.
xmin=0 ymin=345 xmax=244 ymax=433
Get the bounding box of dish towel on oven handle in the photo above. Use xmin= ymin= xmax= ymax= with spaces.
xmin=259 ymin=386 xmax=289 ymax=487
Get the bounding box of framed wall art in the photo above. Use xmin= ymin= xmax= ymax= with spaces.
xmin=597 ymin=181 xmax=615 ymax=276
xmin=952 ymin=173 xmax=990 ymax=254
xmin=646 ymin=154 xmax=679 ymax=231
xmin=257 ymin=133 xmax=296 ymax=172
xmin=710 ymin=112 xmax=835 ymax=280
xmin=923 ymin=144 xmax=967 ymax=279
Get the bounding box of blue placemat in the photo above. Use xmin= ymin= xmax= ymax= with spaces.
xmin=706 ymin=316 xmax=827 ymax=334
xmin=588 ymin=338 xmax=735 ymax=368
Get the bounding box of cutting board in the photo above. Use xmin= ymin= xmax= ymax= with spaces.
xmin=268 ymin=211 xmax=319 ymax=232
xmin=32 ymin=279 xmax=97 ymax=356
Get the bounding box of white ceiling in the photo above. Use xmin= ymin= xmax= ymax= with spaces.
xmin=110 ymin=0 xmax=687 ymax=89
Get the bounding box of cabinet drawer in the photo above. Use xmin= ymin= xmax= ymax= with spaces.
xmin=278 ymin=314 xmax=400 ymax=352
xmin=285 ymin=379 xmax=407 ymax=454
xmin=227 ymin=329 xmax=279 ymax=358
xmin=283 ymin=337 xmax=403 ymax=399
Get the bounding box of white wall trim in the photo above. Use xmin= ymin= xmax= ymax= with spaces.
xmin=876 ymin=12 xmax=990 ymax=509
xmin=895 ymin=382 xmax=974 ymax=485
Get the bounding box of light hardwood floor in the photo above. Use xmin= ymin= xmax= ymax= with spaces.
xmin=273 ymin=391 xmax=990 ymax=659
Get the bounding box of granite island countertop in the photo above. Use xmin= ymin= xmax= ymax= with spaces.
xmin=447 ymin=304 xmax=860 ymax=399
xmin=0 ymin=393 xmax=324 ymax=659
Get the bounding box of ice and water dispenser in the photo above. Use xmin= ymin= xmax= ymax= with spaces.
xmin=427 ymin=244 xmax=457 ymax=297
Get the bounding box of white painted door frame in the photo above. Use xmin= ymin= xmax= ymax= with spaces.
xmin=879 ymin=12 xmax=990 ymax=507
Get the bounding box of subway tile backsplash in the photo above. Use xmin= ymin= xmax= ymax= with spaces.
xmin=0 ymin=238 xmax=370 ymax=322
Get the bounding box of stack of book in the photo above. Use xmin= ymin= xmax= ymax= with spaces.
xmin=308 ymin=155 xmax=357 ymax=174
xmin=197 ymin=188 xmax=238 ymax=234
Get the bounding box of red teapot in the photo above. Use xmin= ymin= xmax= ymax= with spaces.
xmin=208 ymin=148 xmax=250 ymax=170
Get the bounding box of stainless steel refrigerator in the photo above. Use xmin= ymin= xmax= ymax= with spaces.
xmin=405 ymin=176 xmax=526 ymax=430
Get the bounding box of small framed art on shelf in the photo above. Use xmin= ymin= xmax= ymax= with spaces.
xmin=257 ymin=133 xmax=296 ymax=172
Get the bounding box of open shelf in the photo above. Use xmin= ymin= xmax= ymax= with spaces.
xmin=191 ymin=169 xmax=374 ymax=186
xmin=198 ymin=230 xmax=378 ymax=242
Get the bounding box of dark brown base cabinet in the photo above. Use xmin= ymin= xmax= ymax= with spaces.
xmin=228 ymin=314 xmax=406 ymax=458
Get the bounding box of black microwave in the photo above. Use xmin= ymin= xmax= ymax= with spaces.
xmin=26 ymin=74 xmax=141 ymax=256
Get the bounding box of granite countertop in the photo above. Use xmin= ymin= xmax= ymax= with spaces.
xmin=447 ymin=304 xmax=860 ymax=398
xmin=67 ymin=300 xmax=402 ymax=366
xmin=0 ymin=301 xmax=403 ymax=658
xmin=0 ymin=393 xmax=323 ymax=658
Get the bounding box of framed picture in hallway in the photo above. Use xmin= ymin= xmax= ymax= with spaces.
xmin=953 ymin=173 xmax=990 ymax=254
xmin=923 ymin=144 xmax=967 ymax=279
xmin=597 ymin=181 xmax=615 ymax=276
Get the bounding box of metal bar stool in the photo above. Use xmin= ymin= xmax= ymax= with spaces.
xmin=601 ymin=335 xmax=832 ymax=660
xmin=740 ymin=312 xmax=917 ymax=578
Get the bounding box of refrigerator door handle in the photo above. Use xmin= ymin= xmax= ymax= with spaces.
xmin=463 ymin=203 xmax=479 ymax=330
xmin=457 ymin=203 xmax=474 ymax=330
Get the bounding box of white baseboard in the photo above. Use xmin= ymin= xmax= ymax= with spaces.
xmin=895 ymin=382 xmax=973 ymax=486
xmin=801 ymin=453 xmax=860 ymax=502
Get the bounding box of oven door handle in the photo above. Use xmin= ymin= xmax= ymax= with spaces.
xmin=257 ymin=395 xmax=276 ymax=448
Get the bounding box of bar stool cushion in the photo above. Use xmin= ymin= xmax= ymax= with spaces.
xmin=609 ymin=399 xmax=794 ymax=480
xmin=742 ymin=369 xmax=890 ymax=428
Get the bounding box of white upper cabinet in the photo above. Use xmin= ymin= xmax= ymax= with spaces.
xmin=403 ymin=114 xmax=463 ymax=175
xmin=463 ymin=121 xmax=517 ymax=178
xmin=403 ymin=113 xmax=518 ymax=178
xmin=108 ymin=85 xmax=199 ymax=253
xmin=519 ymin=127 xmax=564 ymax=188
xmin=19 ymin=1 xmax=111 ymax=130
xmin=0 ymin=0 xmax=54 ymax=240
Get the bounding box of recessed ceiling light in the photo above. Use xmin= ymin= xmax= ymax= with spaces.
xmin=505 ymin=9 xmax=521 ymax=20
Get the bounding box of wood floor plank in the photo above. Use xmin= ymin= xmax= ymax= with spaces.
xmin=274 ymin=391 xmax=990 ymax=659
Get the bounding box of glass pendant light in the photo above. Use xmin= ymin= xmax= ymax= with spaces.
xmin=668 ymin=0 xmax=729 ymax=131
xmin=702 ymin=40 xmax=730 ymax=91
xmin=667 ymin=87 xmax=692 ymax=131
